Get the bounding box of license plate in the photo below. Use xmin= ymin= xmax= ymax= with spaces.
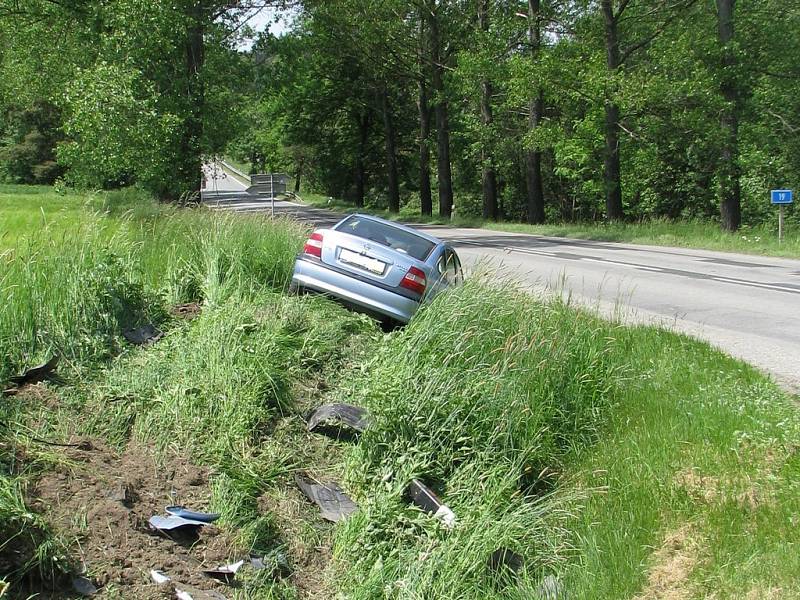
xmin=339 ymin=248 xmax=386 ymax=275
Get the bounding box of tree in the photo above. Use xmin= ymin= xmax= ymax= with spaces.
xmin=426 ymin=0 xmax=454 ymax=218
xmin=525 ymin=0 xmax=546 ymax=224
xmin=715 ymin=0 xmax=741 ymax=231
xmin=478 ymin=0 xmax=498 ymax=221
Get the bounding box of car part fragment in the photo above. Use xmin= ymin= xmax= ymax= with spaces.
xmin=150 ymin=570 xmax=171 ymax=584
xmin=307 ymin=403 xmax=371 ymax=436
xmin=71 ymin=576 xmax=97 ymax=596
xmin=10 ymin=355 xmax=59 ymax=385
xmin=122 ymin=324 xmax=163 ymax=345
xmin=175 ymin=584 xmax=227 ymax=600
xmin=294 ymin=472 xmax=357 ymax=522
xmin=148 ymin=515 xmax=209 ymax=531
xmin=203 ymin=560 xmax=244 ymax=582
xmin=165 ymin=505 xmax=220 ymax=523
xmin=404 ymin=479 xmax=457 ymax=528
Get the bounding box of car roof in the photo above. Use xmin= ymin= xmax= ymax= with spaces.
xmin=337 ymin=213 xmax=446 ymax=246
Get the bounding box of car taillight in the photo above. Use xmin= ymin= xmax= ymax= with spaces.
xmin=400 ymin=266 xmax=426 ymax=295
xmin=303 ymin=232 xmax=324 ymax=258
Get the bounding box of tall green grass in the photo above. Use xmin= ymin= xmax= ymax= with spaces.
xmin=329 ymin=280 xmax=625 ymax=599
xmin=1 ymin=186 xmax=344 ymax=592
xmin=0 ymin=191 xmax=306 ymax=382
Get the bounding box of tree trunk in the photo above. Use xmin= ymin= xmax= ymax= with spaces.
xmin=381 ymin=89 xmax=400 ymax=213
xmin=716 ymin=0 xmax=741 ymax=231
xmin=601 ymin=0 xmax=624 ymax=221
xmin=479 ymin=0 xmax=498 ymax=221
xmin=418 ymin=81 xmax=433 ymax=216
xmin=417 ymin=15 xmax=433 ymax=216
xmin=294 ymin=159 xmax=303 ymax=193
xmin=525 ymin=92 xmax=545 ymax=224
xmin=178 ymin=0 xmax=204 ymax=198
xmin=525 ymin=0 xmax=545 ymax=224
xmin=428 ymin=3 xmax=453 ymax=219
xmin=355 ymin=111 xmax=370 ymax=208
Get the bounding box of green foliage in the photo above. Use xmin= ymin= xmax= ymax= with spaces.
xmin=0 ymin=0 xmax=256 ymax=198
xmin=221 ymin=0 xmax=800 ymax=232
xmin=0 ymin=102 xmax=63 ymax=184
xmin=59 ymin=63 xmax=180 ymax=190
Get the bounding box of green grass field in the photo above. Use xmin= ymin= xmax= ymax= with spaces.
xmin=2 ymin=185 xmax=798 ymax=599
xmin=302 ymin=192 xmax=800 ymax=259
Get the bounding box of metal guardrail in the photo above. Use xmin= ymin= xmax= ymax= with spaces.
xmin=218 ymin=160 xmax=251 ymax=185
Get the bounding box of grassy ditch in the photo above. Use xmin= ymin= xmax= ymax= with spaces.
xmin=0 ymin=186 xmax=381 ymax=597
xmin=2 ymin=184 xmax=799 ymax=598
xmin=324 ymin=283 xmax=800 ymax=599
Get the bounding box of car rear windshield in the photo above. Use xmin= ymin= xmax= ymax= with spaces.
xmin=335 ymin=216 xmax=436 ymax=261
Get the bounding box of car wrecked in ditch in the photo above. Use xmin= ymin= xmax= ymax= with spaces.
xmin=290 ymin=214 xmax=463 ymax=324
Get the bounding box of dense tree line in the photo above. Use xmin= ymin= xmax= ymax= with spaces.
xmin=229 ymin=0 xmax=799 ymax=230
xmin=1 ymin=1 xmax=798 ymax=230
xmin=0 ymin=0 xmax=271 ymax=199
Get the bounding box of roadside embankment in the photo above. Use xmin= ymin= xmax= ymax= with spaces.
xmin=2 ymin=185 xmax=798 ymax=598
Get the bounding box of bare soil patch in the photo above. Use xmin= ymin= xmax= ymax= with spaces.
xmin=171 ymin=302 xmax=202 ymax=321
xmin=22 ymin=439 xmax=236 ymax=599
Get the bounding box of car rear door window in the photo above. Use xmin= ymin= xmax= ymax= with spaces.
xmin=336 ymin=216 xmax=436 ymax=261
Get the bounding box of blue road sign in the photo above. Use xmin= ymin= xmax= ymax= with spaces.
xmin=771 ymin=190 xmax=793 ymax=204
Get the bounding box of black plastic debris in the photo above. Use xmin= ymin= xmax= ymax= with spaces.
xmin=165 ymin=505 xmax=220 ymax=523
xmin=71 ymin=575 xmax=98 ymax=596
xmin=487 ymin=547 xmax=524 ymax=575
xmin=148 ymin=514 xmax=208 ymax=532
xmin=203 ymin=559 xmax=244 ymax=583
xmin=122 ymin=324 xmax=163 ymax=345
xmin=307 ymin=403 xmax=371 ymax=437
xmin=10 ymin=355 xmax=59 ymax=386
xmin=404 ymin=479 xmax=457 ymax=528
xmin=294 ymin=472 xmax=357 ymax=522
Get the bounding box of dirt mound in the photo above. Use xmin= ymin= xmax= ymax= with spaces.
xmin=26 ymin=440 xmax=235 ymax=599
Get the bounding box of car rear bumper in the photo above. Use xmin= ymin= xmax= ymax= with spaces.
xmin=292 ymin=256 xmax=420 ymax=323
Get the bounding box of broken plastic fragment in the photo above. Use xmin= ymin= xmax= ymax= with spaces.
xmin=148 ymin=514 xmax=208 ymax=531
xmin=307 ymin=403 xmax=371 ymax=436
xmin=175 ymin=584 xmax=227 ymax=600
xmin=405 ymin=479 xmax=457 ymax=528
xmin=10 ymin=355 xmax=59 ymax=385
xmin=249 ymin=554 xmax=265 ymax=570
xmin=71 ymin=575 xmax=97 ymax=596
xmin=150 ymin=570 xmax=171 ymax=584
xmin=203 ymin=559 xmax=244 ymax=582
xmin=294 ymin=472 xmax=357 ymax=522
xmin=123 ymin=324 xmax=163 ymax=345
xmin=165 ymin=505 xmax=220 ymax=523
xmin=433 ymin=505 xmax=457 ymax=528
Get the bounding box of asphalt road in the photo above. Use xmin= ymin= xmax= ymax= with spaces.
xmin=201 ymin=166 xmax=800 ymax=392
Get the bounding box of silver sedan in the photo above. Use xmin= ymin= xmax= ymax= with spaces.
xmin=290 ymin=214 xmax=463 ymax=323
